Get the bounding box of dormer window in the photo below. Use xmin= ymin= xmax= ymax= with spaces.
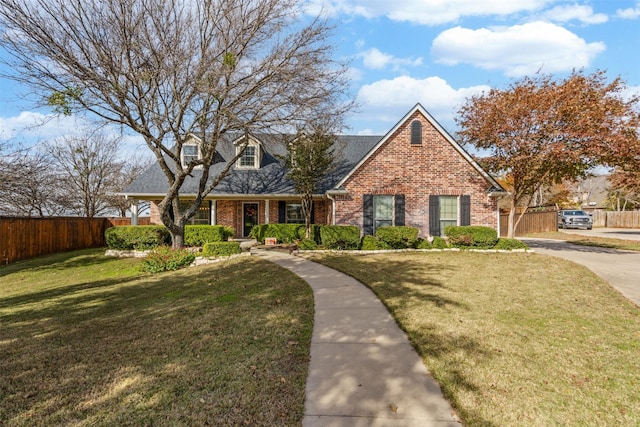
xmin=235 ymin=136 xmax=262 ymax=169
xmin=181 ymin=142 xmax=201 ymax=168
xmin=240 ymin=145 xmax=256 ymax=167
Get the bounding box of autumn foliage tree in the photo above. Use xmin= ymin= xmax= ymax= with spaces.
xmin=0 ymin=0 xmax=352 ymax=247
xmin=456 ymin=70 xmax=640 ymax=237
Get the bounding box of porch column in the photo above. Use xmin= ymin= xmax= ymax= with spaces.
xmin=211 ymin=200 xmax=217 ymax=225
xmin=130 ymin=199 xmax=139 ymax=226
xmin=265 ymin=199 xmax=270 ymax=224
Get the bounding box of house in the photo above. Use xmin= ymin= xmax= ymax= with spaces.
xmin=121 ymin=104 xmax=507 ymax=238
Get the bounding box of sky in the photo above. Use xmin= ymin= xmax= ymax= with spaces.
xmin=0 ymin=0 xmax=638 ymax=154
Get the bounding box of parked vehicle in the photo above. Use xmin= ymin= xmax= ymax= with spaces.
xmin=558 ymin=210 xmax=593 ymax=230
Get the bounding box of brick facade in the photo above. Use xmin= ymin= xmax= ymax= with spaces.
xmin=335 ymin=110 xmax=499 ymax=237
xmin=150 ymin=198 xmax=329 ymax=238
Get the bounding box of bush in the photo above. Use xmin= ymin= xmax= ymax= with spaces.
xmin=445 ymin=226 xmax=498 ymax=248
xmin=297 ymin=239 xmax=318 ymax=250
xmin=202 ymin=242 xmax=242 ymax=257
xmin=375 ymin=226 xmax=419 ymax=249
xmin=320 ymin=225 xmax=361 ymax=250
xmin=140 ymin=246 xmax=195 ymax=273
xmin=253 ymin=224 xmax=305 ymax=243
xmin=431 ymin=236 xmax=449 ymax=249
xmin=184 ymin=225 xmax=234 ymax=246
xmin=415 ymin=238 xmax=432 ymax=249
xmin=361 ymin=235 xmax=379 ymax=250
xmin=493 ymin=238 xmax=529 ymax=250
xmin=105 ymin=225 xmax=170 ymax=250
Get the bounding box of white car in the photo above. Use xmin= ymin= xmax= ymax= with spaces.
xmin=558 ymin=210 xmax=593 ymax=230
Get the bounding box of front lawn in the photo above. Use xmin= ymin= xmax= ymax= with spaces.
xmin=0 ymin=249 xmax=313 ymax=426
xmin=305 ymin=251 xmax=640 ymax=426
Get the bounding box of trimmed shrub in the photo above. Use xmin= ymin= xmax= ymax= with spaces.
xmin=105 ymin=225 xmax=170 ymax=250
xmin=415 ymin=238 xmax=432 ymax=249
xmin=361 ymin=235 xmax=380 ymax=250
xmin=375 ymin=226 xmax=419 ymax=249
xmin=494 ymin=238 xmax=529 ymax=250
xmin=140 ymin=246 xmax=196 ymax=273
xmin=250 ymin=224 xmax=321 ymax=244
xmin=202 ymin=241 xmax=242 ymax=257
xmin=431 ymin=236 xmax=449 ymax=249
xmin=184 ymin=225 xmax=234 ymax=246
xmin=297 ymin=239 xmax=318 ymax=250
xmin=320 ymin=225 xmax=360 ymax=250
xmin=445 ymin=226 xmax=498 ymax=248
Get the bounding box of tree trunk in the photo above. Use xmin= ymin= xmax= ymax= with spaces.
xmin=507 ymin=199 xmax=517 ymax=238
xmin=301 ymin=195 xmax=313 ymax=240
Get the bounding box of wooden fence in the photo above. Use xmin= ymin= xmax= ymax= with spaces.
xmin=499 ymin=210 xmax=558 ymax=237
xmin=590 ymin=210 xmax=640 ymax=228
xmin=0 ymin=216 xmax=150 ymax=265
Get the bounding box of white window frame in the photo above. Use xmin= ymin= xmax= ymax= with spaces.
xmin=235 ymin=136 xmax=262 ymax=169
xmin=181 ymin=142 xmax=202 ymax=168
xmin=439 ymin=195 xmax=459 ymax=233
xmin=286 ymin=202 xmax=304 ymax=224
xmin=373 ymin=195 xmax=394 ymax=233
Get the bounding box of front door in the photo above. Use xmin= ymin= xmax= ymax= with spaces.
xmin=243 ymin=203 xmax=259 ymax=237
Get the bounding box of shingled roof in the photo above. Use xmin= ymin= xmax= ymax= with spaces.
xmin=121 ymin=134 xmax=382 ymax=197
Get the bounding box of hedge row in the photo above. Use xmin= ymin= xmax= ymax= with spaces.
xmin=105 ymin=225 xmax=234 ymax=250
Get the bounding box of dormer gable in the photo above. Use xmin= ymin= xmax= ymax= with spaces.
xmin=180 ymin=135 xmax=203 ymax=169
xmin=234 ymin=135 xmax=263 ymax=169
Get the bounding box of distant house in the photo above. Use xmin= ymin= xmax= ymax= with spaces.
xmin=121 ymin=104 xmax=507 ymax=237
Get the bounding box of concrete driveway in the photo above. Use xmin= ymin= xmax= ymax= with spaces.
xmin=521 ymin=237 xmax=640 ymax=307
xmin=560 ymin=227 xmax=640 ymax=241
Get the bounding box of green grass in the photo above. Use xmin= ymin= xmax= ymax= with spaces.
xmin=0 ymin=249 xmax=313 ymax=426
xmin=529 ymin=231 xmax=640 ymax=251
xmin=304 ymin=251 xmax=640 ymax=427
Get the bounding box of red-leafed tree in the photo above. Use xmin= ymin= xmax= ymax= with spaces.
xmin=456 ymin=70 xmax=640 ymax=237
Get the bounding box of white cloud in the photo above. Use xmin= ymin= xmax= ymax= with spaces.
xmin=539 ymin=4 xmax=608 ymax=24
xmin=0 ymin=112 xmax=79 ymax=141
xmin=431 ymin=21 xmax=606 ymax=77
xmin=616 ymin=3 xmax=640 ymax=19
xmin=301 ymin=0 xmax=554 ymax=25
xmin=360 ymin=48 xmax=422 ymax=70
xmin=0 ymin=111 xmax=147 ymax=159
xmin=355 ymin=75 xmax=490 ymax=131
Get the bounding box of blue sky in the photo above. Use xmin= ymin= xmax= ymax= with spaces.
xmin=0 ymin=0 xmax=638 ymax=153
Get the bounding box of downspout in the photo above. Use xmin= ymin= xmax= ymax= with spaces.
xmin=326 ymin=193 xmax=336 ymax=225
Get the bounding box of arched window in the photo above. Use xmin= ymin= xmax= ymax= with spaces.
xmin=410 ymin=120 xmax=422 ymax=145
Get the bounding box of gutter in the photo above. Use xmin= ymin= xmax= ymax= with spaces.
xmin=325 ymin=189 xmax=348 ymax=226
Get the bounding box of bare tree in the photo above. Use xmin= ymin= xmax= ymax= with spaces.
xmin=0 ymin=0 xmax=353 ymax=247
xmin=0 ymin=148 xmax=66 ymax=217
xmin=44 ymin=129 xmax=150 ymax=217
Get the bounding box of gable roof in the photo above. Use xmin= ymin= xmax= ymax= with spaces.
xmin=121 ymin=133 xmax=381 ymax=197
xmin=121 ymin=104 xmax=506 ymax=198
xmin=334 ymin=103 xmax=505 ymax=193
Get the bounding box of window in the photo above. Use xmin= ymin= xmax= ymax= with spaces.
xmin=239 ymin=145 xmax=256 ymax=168
xmin=182 ymin=144 xmax=200 ymax=167
xmin=179 ymin=201 xmax=210 ymax=225
xmin=286 ymin=202 xmax=304 ymax=224
xmin=363 ymin=194 xmax=405 ymax=235
xmin=429 ymin=195 xmax=470 ymax=236
xmin=374 ymin=196 xmax=393 ymax=232
xmin=410 ymin=120 xmax=422 ymax=145
xmin=439 ymin=196 xmax=458 ymax=232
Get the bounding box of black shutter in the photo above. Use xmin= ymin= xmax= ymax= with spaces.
xmin=278 ymin=201 xmax=286 ymax=223
xmin=429 ymin=195 xmax=440 ymax=236
xmin=460 ymin=195 xmax=471 ymax=226
xmin=363 ymin=195 xmax=373 ymax=235
xmin=310 ymin=201 xmax=315 ymax=224
xmin=394 ymin=194 xmax=405 ymax=226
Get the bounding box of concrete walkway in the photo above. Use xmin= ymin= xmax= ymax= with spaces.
xmin=253 ymin=249 xmax=460 ymax=427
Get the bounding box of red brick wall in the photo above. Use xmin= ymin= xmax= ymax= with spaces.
xmin=151 ymin=198 xmax=330 ymax=237
xmin=336 ymin=110 xmax=499 ymax=237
